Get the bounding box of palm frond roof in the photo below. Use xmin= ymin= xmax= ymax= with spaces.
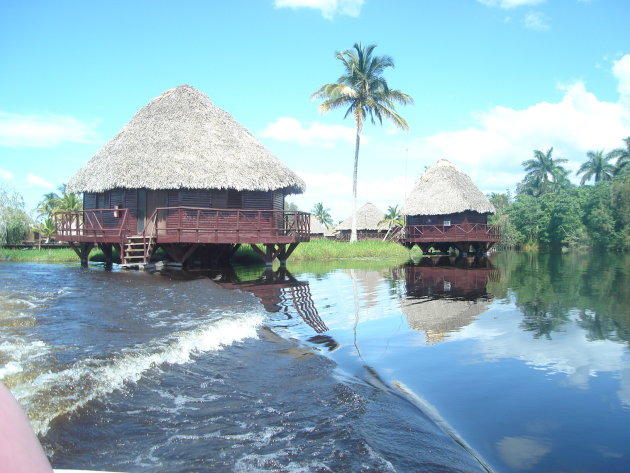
xmin=337 ymin=202 xmax=385 ymax=231
xmin=402 ymin=160 xmax=495 ymax=216
xmin=67 ymin=85 xmax=305 ymax=195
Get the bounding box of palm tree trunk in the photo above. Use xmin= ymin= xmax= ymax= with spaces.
xmin=350 ymin=126 xmax=360 ymax=243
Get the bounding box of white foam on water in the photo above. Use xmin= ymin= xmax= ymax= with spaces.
xmin=0 ymin=361 xmax=22 ymax=378
xmin=14 ymin=311 xmax=264 ymax=435
xmin=0 ymin=340 xmax=51 ymax=381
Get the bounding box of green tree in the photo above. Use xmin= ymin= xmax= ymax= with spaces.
xmin=37 ymin=217 xmax=56 ymax=244
xmin=0 ymin=187 xmax=31 ymax=245
xmin=488 ymin=192 xmax=521 ymax=249
xmin=56 ymin=192 xmax=82 ymax=212
xmin=539 ymin=189 xmax=587 ymax=250
xmin=520 ymin=147 xmax=569 ymax=196
xmin=37 ymin=191 xmax=60 ymax=220
xmin=508 ymin=194 xmax=547 ymax=246
xmin=576 ymin=149 xmax=615 ymax=184
xmin=312 ymin=43 xmax=413 ymax=242
xmin=610 ymin=173 xmax=630 ymax=251
xmin=608 ymin=136 xmax=630 ymax=176
xmin=311 ymin=202 xmax=333 ymax=228
xmin=379 ymin=204 xmax=403 ymax=240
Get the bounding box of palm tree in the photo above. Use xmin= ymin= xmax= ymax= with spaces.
xmin=312 ymin=43 xmax=413 ymax=242
xmin=576 ymin=150 xmax=615 ymax=184
xmin=311 ymin=202 xmax=333 ymax=228
xmin=37 ymin=218 xmax=56 ymax=244
xmin=379 ymin=204 xmax=403 ymax=240
xmin=521 ymin=147 xmax=568 ymax=196
xmin=56 ymin=192 xmax=82 ymax=212
xmin=608 ymin=136 xmax=630 ymax=176
xmin=37 ymin=192 xmax=60 ymax=220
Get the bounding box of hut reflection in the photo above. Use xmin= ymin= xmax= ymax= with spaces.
xmin=213 ymin=266 xmax=328 ymax=334
xmin=395 ymin=258 xmax=498 ymax=344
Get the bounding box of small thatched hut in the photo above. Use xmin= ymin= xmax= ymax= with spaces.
xmin=309 ymin=216 xmax=334 ymax=239
xmin=55 ymin=85 xmax=309 ymax=267
xmin=400 ymin=160 xmax=500 ymax=255
xmin=336 ymin=203 xmax=386 ymax=241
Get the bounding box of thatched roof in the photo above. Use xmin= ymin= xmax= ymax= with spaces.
xmin=309 ymin=216 xmax=334 ymax=237
xmin=402 ymin=160 xmax=495 ymax=216
xmin=337 ymin=203 xmax=385 ymax=231
xmin=67 ymin=85 xmax=305 ymax=195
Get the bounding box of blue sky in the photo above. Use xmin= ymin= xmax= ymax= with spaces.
xmin=1 ymin=0 xmax=629 ymax=221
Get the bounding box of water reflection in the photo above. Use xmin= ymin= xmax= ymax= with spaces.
xmin=211 ymin=266 xmax=329 ymax=335
xmin=159 ymin=253 xmax=630 ymax=472
xmin=489 ymin=252 xmax=630 ymax=344
xmin=394 ymin=258 xmax=497 ymax=344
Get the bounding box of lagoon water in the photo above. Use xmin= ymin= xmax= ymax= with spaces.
xmin=1 ymin=251 xmax=629 ymax=473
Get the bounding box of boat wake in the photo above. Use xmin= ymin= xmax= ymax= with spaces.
xmin=10 ymin=311 xmax=263 ymax=435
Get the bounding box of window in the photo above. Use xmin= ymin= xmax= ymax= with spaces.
xmin=444 ymin=220 xmax=451 ymax=226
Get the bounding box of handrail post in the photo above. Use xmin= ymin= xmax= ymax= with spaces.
xmin=197 ymin=209 xmax=200 ymax=242
xmin=178 ymin=208 xmax=182 ymax=243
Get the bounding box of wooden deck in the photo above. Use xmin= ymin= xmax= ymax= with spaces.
xmin=54 ymin=207 xmax=311 ymax=245
xmin=400 ymin=223 xmax=501 ymax=244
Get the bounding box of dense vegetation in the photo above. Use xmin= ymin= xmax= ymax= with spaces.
xmin=0 ymin=184 xmax=82 ymax=246
xmin=0 ymin=187 xmax=31 ymax=245
xmin=489 ymin=139 xmax=630 ymax=252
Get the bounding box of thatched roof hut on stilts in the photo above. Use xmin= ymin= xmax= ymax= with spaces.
xmin=335 ymin=203 xmax=386 ymax=241
xmin=400 ymin=160 xmax=500 ymax=256
xmin=55 ymin=85 xmax=309 ymax=268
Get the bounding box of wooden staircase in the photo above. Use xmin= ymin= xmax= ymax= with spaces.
xmin=122 ymin=235 xmax=155 ymax=266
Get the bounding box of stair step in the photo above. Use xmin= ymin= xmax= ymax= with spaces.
xmin=123 ymin=236 xmax=155 ymax=264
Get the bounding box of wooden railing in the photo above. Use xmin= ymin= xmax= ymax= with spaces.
xmin=54 ymin=207 xmax=311 ymax=244
xmin=146 ymin=207 xmax=311 ymax=243
xmin=402 ymin=223 xmax=501 ymax=242
xmin=53 ymin=208 xmax=129 ymax=242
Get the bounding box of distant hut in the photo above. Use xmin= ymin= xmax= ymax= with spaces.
xmin=400 ymin=160 xmax=500 ymax=255
xmin=336 ymin=203 xmax=386 ymax=241
xmin=55 ymin=85 xmax=309 ymax=267
xmin=309 ymin=216 xmax=335 ymax=239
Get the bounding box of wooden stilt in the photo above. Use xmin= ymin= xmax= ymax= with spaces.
xmin=265 ymin=244 xmax=274 ymax=266
xmin=69 ymin=242 xmax=94 ymax=267
xmin=250 ymin=244 xmax=266 ymax=261
xmin=162 ymin=244 xmax=199 ymax=266
xmin=98 ymin=243 xmax=114 ymax=267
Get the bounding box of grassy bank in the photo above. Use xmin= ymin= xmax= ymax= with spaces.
xmin=232 ymin=239 xmax=415 ymax=263
xmin=0 ymin=247 xmax=80 ymax=262
xmin=1 ymin=239 xmax=416 ymax=264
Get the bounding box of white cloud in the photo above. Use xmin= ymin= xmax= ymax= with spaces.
xmin=290 ymin=170 xmax=411 ymax=222
xmin=274 ymin=0 xmax=364 ymax=19
xmin=0 ymin=111 xmax=98 ymax=147
xmin=524 ymin=10 xmax=550 ymax=30
xmin=0 ymin=168 xmax=14 ymax=180
xmin=612 ymin=54 xmax=630 ymax=98
xmin=477 ymin=0 xmax=545 ymax=8
xmin=27 ymin=173 xmax=53 ymax=188
xmin=401 ymin=76 xmax=630 ymax=194
xmin=259 ymin=117 xmax=357 ymax=148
